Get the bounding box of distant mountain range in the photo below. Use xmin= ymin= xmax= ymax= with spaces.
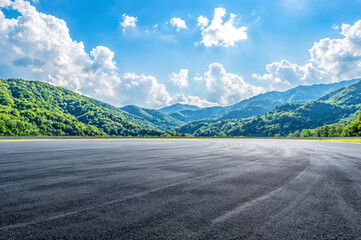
xmin=159 ymin=103 xmax=201 ymax=114
xmin=0 ymin=78 xmax=360 ymax=137
xmin=166 ymin=79 xmax=360 ymax=122
xmin=177 ymin=80 xmax=361 ymax=137
xmin=121 ymin=105 xmax=183 ymax=131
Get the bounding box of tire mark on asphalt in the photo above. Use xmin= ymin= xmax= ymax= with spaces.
xmin=324 ymin=155 xmax=361 ymax=231
xmin=256 ymin=171 xmax=321 ymax=232
xmin=0 ymin=145 xmax=281 ymax=231
xmin=212 ymin=163 xmax=311 ymax=224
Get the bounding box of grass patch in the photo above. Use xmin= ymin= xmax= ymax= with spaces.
xmin=320 ymin=139 xmax=361 ymax=143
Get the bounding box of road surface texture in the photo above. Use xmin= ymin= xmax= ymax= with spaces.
xmin=0 ymin=139 xmax=360 ymax=240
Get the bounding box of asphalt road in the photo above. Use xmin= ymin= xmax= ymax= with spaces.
xmin=0 ymin=139 xmax=360 ymax=240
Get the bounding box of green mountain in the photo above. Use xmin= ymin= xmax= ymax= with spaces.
xmin=86 ymin=98 xmax=170 ymax=130
xmin=287 ymin=81 xmax=361 ymax=138
xmin=121 ymin=105 xmax=184 ymax=131
xmin=170 ymin=79 xmax=360 ymax=122
xmin=0 ymin=78 xmax=164 ymax=136
xmin=318 ymin=80 xmax=361 ymax=105
xmin=159 ymin=103 xmax=201 ymax=114
xmin=169 ymin=106 xmax=224 ymax=122
xmin=177 ymin=80 xmax=361 ymax=137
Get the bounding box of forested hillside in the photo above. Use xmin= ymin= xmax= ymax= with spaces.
xmin=177 ymin=103 xmax=359 ymax=137
xmin=121 ymin=105 xmax=184 ymax=131
xmin=0 ymin=79 xmax=163 ymax=136
xmin=288 ymin=108 xmax=361 ymax=137
xmin=343 ymin=110 xmax=361 ymax=136
xmin=177 ymin=80 xmax=361 ymax=137
xmin=86 ymin=98 xmax=168 ymax=130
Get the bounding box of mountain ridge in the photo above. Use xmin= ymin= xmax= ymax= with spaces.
xmin=121 ymin=105 xmax=184 ymax=131
xmin=159 ymin=103 xmax=201 ymax=115
xmin=176 ymin=80 xmax=361 ymax=137
xmin=170 ymin=79 xmax=360 ymax=122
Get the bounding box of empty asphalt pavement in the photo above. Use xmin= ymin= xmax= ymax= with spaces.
xmin=0 ymin=139 xmax=360 ymax=239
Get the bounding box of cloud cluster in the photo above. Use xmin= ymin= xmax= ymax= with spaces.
xmin=119 ymin=73 xmax=171 ymax=108
xmin=170 ymin=17 xmax=187 ymax=31
xmin=254 ymin=20 xmax=361 ymax=90
xmin=309 ymin=20 xmax=361 ymax=81
xmin=115 ymin=72 xmax=218 ymax=108
xmin=197 ymin=63 xmax=265 ymax=105
xmin=170 ymin=69 xmax=188 ymax=88
xmin=199 ymin=8 xmax=248 ymax=47
xmin=252 ymin=60 xmax=330 ymax=90
xmin=118 ymin=8 xmax=248 ymax=49
xmin=172 ymin=94 xmax=218 ymax=108
xmin=0 ymin=0 xmax=120 ymax=97
xmin=125 ymin=8 xmax=248 ymax=49
xmin=120 ymin=14 xmax=137 ymax=33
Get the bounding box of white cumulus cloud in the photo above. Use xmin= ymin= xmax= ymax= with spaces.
xmin=118 ymin=72 xmax=218 ymax=108
xmin=120 ymin=73 xmax=172 ymax=108
xmin=172 ymin=94 xmax=218 ymax=108
xmin=0 ymin=0 xmax=119 ymax=97
xmin=90 ymin=46 xmax=117 ymax=72
xmin=120 ymin=14 xmax=137 ymax=33
xmin=170 ymin=69 xmax=188 ymax=88
xmin=185 ymin=95 xmax=218 ymax=107
xmin=197 ymin=15 xmax=209 ymax=29
xmin=253 ymin=19 xmax=361 ymax=90
xmin=199 ymin=8 xmax=248 ymax=47
xmin=197 ymin=63 xmax=265 ymax=105
xmin=252 ymin=60 xmax=330 ymax=90
xmin=309 ymin=20 xmax=361 ymax=81
xmin=170 ymin=17 xmax=187 ymax=31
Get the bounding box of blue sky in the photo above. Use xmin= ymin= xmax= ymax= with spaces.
xmin=1 ymin=0 xmax=361 ymax=108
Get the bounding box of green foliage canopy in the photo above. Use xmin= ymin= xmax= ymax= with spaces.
xmin=0 ymin=79 xmax=164 ymax=137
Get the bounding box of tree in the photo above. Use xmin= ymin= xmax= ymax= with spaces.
xmin=300 ymin=129 xmax=310 ymax=137
xmin=218 ymin=132 xmax=227 ymax=138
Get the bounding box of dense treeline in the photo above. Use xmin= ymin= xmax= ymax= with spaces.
xmin=287 ymin=123 xmax=346 ymax=137
xmin=0 ymin=79 xmax=164 ymax=136
xmin=341 ymin=110 xmax=361 ymax=136
xmin=288 ymin=109 xmax=361 ymax=137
